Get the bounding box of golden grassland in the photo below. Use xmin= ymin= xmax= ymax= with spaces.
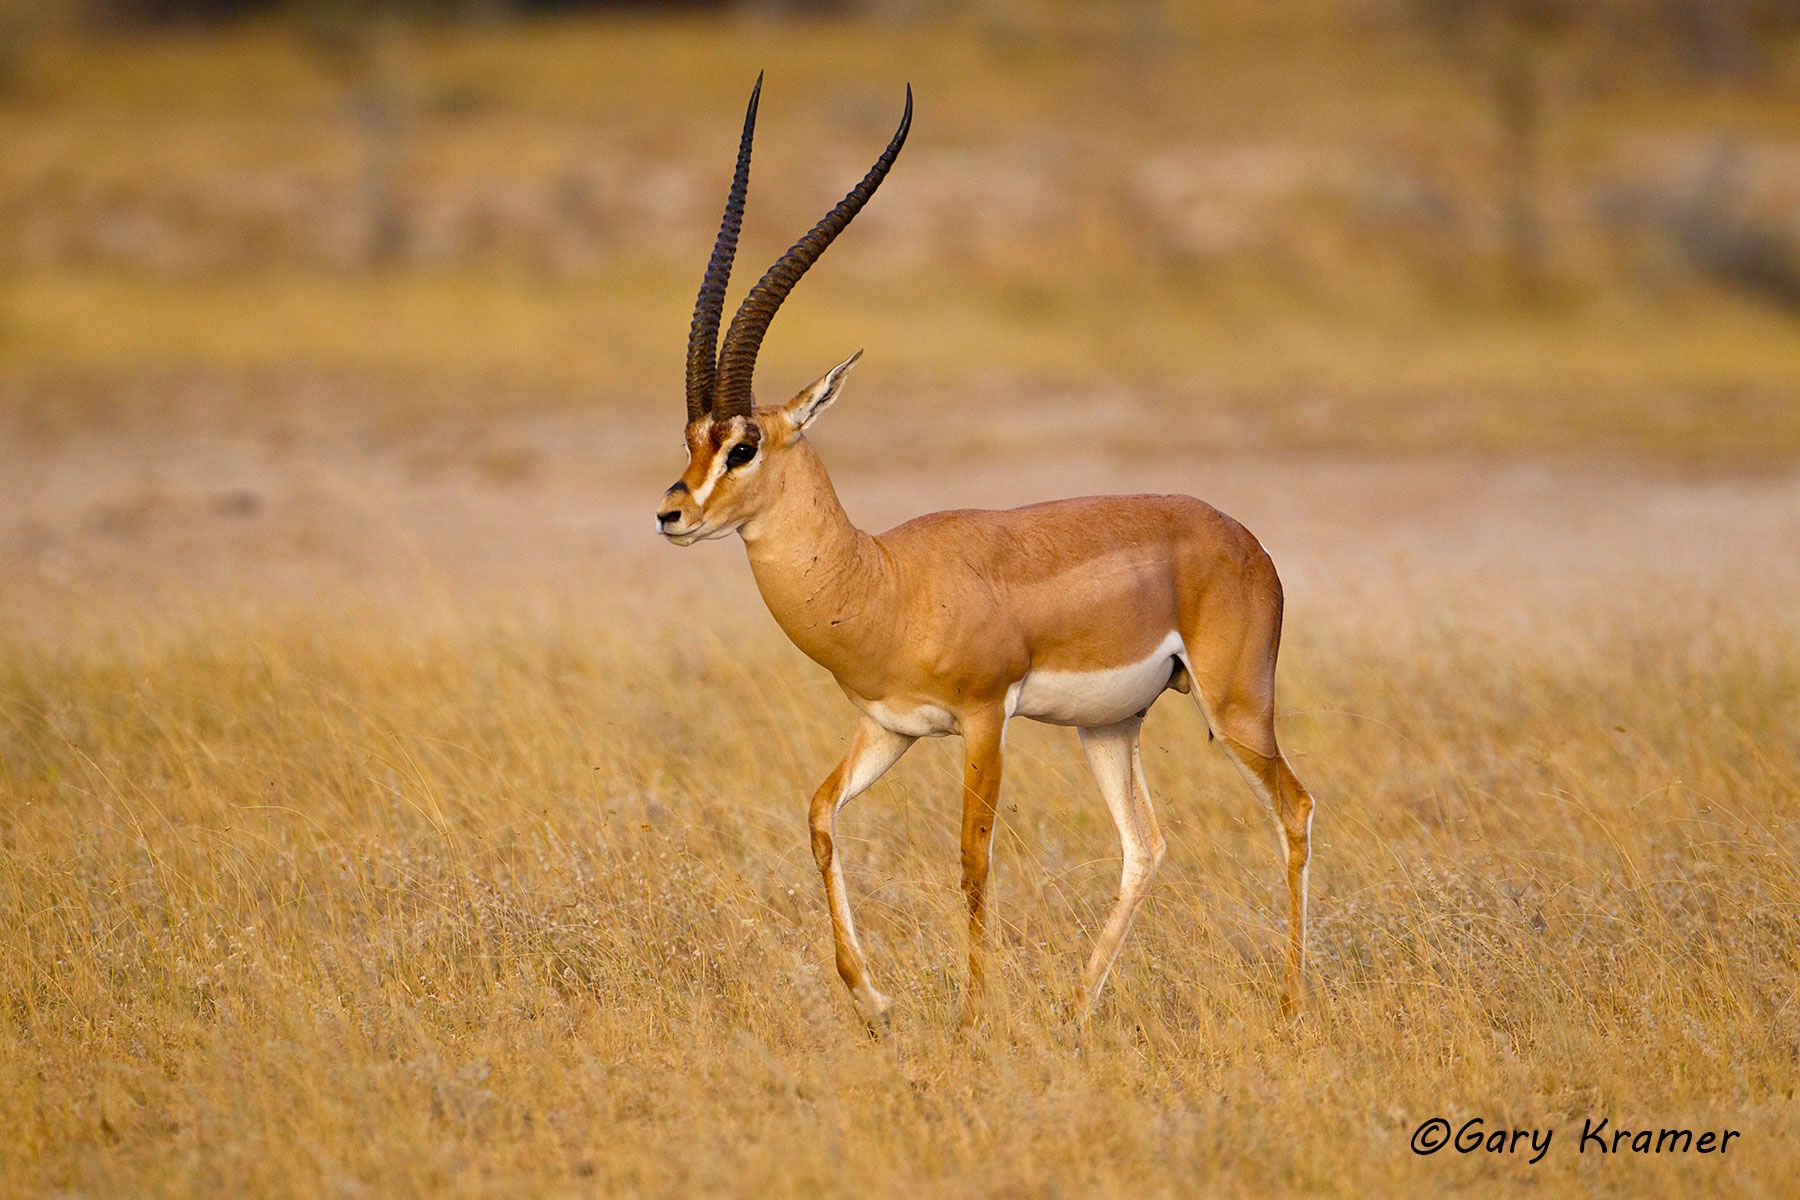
xmin=10 ymin=268 xmax=1800 ymax=464
xmin=10 ymin=268 xmax=1800 ymax=467
xmin=3 ymin=595 xmax=1796 ymax=1197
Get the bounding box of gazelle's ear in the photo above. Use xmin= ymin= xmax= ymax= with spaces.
xmin=781 ymin=351 xmax=861 ymax=434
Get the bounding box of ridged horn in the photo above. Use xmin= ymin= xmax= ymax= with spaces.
xmin=712 ymin=84 xmax=912 ymax=419
xmin=685 ymin=73 xmax=762 ymax=422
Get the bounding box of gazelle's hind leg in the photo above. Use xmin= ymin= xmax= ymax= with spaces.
xmin=1212 ymin=726 xmax=1313 ymax=1018
xmin=1074 ymin=715 xmax=1167 ymax=1021
xmin=1179 ymin=580 xmax=1316 ymax=1017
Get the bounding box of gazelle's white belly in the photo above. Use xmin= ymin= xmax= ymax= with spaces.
xmin=1009 ymin=632 xmax=1184 ymax=728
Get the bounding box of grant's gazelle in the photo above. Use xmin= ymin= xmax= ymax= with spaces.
xmin=657 ymin=78 xmax=1317 ymax=1028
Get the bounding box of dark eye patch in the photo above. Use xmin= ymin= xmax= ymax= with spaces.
xmin=725 ymin=442 xmax=758 ymax=468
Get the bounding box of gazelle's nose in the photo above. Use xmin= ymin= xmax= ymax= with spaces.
xmin=657 ymin=509 xmax=682 ymax=529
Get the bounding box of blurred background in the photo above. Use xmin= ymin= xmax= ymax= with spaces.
xmin=2 ymin=0 xmax=1798 ymax=621
xmin=7 ymin=10 xmax=1800 ymax=1195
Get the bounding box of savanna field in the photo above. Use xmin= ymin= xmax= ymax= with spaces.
xmin=3 ymin=4 xmax=1800 ymax=1197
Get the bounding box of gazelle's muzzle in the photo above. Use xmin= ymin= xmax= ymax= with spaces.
xmin=656 ymin=482 xmax=701 ymax=542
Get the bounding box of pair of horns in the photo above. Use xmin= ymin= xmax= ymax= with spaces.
xmin=685 ymin=74 xmax=913 ymax=422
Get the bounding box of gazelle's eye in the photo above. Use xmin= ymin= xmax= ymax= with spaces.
xmin=726 ymin=442 xmax=758 ymax=468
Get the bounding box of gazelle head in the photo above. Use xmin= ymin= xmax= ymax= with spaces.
xmin=657 ymin=75 xmax=911 ymax=546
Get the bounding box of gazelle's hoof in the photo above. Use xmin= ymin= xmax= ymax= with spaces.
xmin=956 ymin=1000 xmax=985 ymax=1033
xmin=853 ymin=986 xmax=892 ymax=1035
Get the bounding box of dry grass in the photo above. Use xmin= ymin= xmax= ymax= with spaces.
xmin=3 ymin=594 xmax=1796 ymax=1197
xmin=10 ymin=269 xmax=1800 ymax=464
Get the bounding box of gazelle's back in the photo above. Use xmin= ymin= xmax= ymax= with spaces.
xmin=878 ymin=493 xmax=1273 ymax=658
xmin=882 ymin=492 xmax=1260 ymax=575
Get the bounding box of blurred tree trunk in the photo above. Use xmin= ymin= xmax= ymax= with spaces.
xmin=0 ymin=0 xmax=47 ymax=95
xmin=303 ymin=15 xmax=411 ymax=270
xmin=1664 ymin=0 xmax=1761 ymax=80
xmin=454 ymin=0 xmax=513 ymax=20
xmin=1495 ymin=19 xmax=1546 ymax=297
xmin=0 ymin=1 xmax=38 ymax=349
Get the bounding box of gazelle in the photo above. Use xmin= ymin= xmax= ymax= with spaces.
xmin=658 ymin=77 xmax=1316 ymax=1028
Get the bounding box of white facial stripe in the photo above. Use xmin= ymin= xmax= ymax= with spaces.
xmin=689 ymin=419 xmax=761 ymax=507
xmin=688 ymin=446 xmax=731 ymax=506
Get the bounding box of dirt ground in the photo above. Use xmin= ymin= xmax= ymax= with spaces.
xmin=10 ymin=387 xmax=1799 ymax=636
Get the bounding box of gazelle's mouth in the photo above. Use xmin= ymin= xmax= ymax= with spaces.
xmin=660 ymin=514 xmax=738 ymax=545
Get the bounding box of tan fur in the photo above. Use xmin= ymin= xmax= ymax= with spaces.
xmin=659 ymin=368 xmax=1316 ymax=1025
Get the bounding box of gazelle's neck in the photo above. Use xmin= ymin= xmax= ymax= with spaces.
xmin=739 ymin=437 xmax=895 ymax=690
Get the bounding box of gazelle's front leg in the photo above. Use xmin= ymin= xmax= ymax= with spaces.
xmin=809 ymin=717 xmax=915 ymax=1027
xmin=957 ymin=706 xmax=1006 ymax=1028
